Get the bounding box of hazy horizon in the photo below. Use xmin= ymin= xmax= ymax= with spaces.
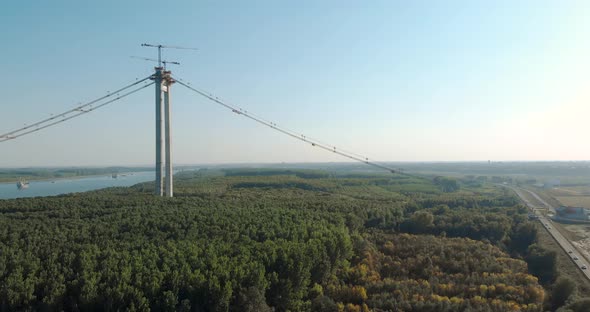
xmin=3 ymin=159 xmax=590 ymax=170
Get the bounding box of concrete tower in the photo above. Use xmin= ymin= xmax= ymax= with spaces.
xmin=163 ymin=70 xmax=174 ymax=197
xmin=153 ymin=68 xmax=175 ymax=197
xmin=154 ymin=67 xmax=164 ymax=196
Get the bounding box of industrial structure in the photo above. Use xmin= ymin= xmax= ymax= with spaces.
xmin=142 ymin=43 xmax=197 ymax=197
xmin=552 ymin=206 xmax=590 ymax=223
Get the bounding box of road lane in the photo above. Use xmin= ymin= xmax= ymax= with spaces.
xmin=502 ymin=185 xmax=590 ymax=280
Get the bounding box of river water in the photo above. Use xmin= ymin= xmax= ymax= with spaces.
xmin=0 ymin=171 xmax=155 ymax=199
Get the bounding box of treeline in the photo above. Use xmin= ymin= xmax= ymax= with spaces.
xmin=223 ymin=168 xmax=330 ymax=179
xmin=0 ymin=169 xmax=577 ymax=311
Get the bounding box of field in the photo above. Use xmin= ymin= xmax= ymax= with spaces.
xmin=544 ymin=186 xmax=590 ymax=208
xmin=554 ymin=196 xmax=590 ymax=208
xmin=552 ymin=186 xmax=590 ymax=195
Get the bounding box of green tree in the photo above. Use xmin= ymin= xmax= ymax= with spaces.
xmin=233 ymin=287 xmax=272 ymax=312
xmin=552 ymin=277 xmax=577 ymax=310
xmin=525 ymin=244 xmax=557 ymax=284
xmin=434 ymin=177 xmax=460 ymax=193
xmin=510 ymin=222 xmax=538 ymax=254
xmin=557 ymin=298 xmax=590 ymax=312
xmin=412 ymin=211 xmax=434 ymax=232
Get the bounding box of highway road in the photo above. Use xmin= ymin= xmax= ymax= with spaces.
xmin=504 ymin=185 xmax=590 ymax=281
xmin=522 ymin=189 xmax=556 ymax=214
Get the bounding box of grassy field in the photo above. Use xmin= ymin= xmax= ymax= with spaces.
xmin=551 ymin=188 xmax=585 ymax=196
xmin=544 ymin=186 xmax=590 ymax=208
xmin=554 ymin=196 xmax=590 ymax=208
xmin=527 ymin=187 xmax=562 ymax=208
xmin=555 ymin=186 xmax=590 ymax=195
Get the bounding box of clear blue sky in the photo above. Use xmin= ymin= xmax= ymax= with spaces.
xmin=1 ymin=1 xmax=590 ymax=167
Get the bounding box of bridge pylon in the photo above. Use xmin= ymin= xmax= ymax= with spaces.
xmin=152 ymin=67 xmax=175 ymax=197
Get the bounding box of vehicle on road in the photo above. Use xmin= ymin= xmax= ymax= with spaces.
xmin=582 ymin=265 xmax=587 ymax=270
xmin=568 ymin=250 xmax=573 ymax=254
xmin=574 ymin=256 xmax=579 ymax=260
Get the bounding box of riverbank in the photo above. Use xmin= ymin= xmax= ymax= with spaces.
xmin=0 ymin=171 xmax=155 ymax=199
xmin=0 ymin=172 xmax=143 ymax=184
xmin=0 ymin=167 xmax=152 ymax=183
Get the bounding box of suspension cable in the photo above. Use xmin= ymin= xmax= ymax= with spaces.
xmin=1 ymin=76 xmax=152 ymax=139
xmin=0 ymin=80 xmax=154 ymax=142
xmin=173 ymin=76 xmax=405 ymax=175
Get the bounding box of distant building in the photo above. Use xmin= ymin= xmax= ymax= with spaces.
xmin=552 ymin=206 xmax=590 ymax=223
xmin=542 ymin=179 xmax=560 ymax=189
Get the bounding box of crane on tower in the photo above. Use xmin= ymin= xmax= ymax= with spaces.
xmin=140 ymin=43 xmax=198 ymax=68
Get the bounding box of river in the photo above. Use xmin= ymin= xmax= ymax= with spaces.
xmin=0 ymin=171 xmax=155 ymax=199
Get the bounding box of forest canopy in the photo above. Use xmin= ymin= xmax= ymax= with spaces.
xmin=0 ymin=169 xmax=554 ymax=311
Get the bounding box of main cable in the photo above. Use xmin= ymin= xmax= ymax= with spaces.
xmin=0 ymin=81 xmax=154 ymax=142
xmin=173 ymin=76 xmax=405 ymax=175
xmin=0 ymin=76 xmax=153 ymax=140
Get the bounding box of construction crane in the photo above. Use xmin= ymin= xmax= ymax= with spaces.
xmin=140 ymin=43 xmax=198 ymax=68
xmin=130 ymin=56 xmax=180 ymax=69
